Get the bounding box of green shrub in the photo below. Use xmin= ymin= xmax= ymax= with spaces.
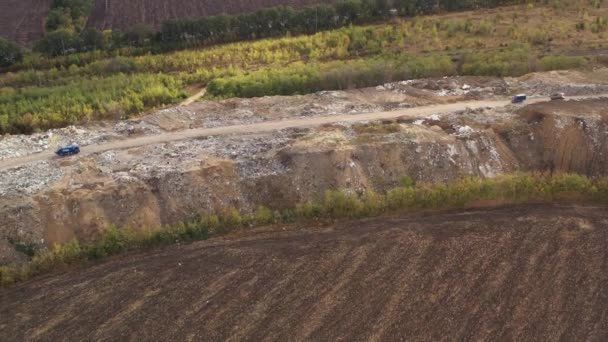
xmin=34 ymin=30 xmax=81 ymax=57
xmin=254 ymin=206 xmax=275 ymax=225
xmin=540 ymin=55 xmax=586 ymax=71
xmin=0 ymin=73 xmax=185 ymax=134
xmin=207 ymin=54 xmax=454 ymax=99
xmin=0 ymin=266 xmax=16 ymax=286
xmin=360 ymin=191 xmax=387 ymax=216
xmin=387 ymin=186 xmax=416 ymax=209
xmin=461 ymin=44 xmax=537 ymax=76
xmin=0 ymin=38 xmax=23 ymax=68
xmin=400 ymin=175 xmax=414 ymax=188
xmin=295 ymin=200 xmax=323 ymax=218
xmin=220 ymin=208 xmax=244 ymax=228
xmin=323 ymin=190 xmax=363 ymax=218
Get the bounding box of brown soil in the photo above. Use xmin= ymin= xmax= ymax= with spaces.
xmin=2 ymin=205 xmax=608 ymax=341
xmin=88 ymin=0 xmax=334 ymax=31
xmin=0 ymin=0 xmax=52 ymax=46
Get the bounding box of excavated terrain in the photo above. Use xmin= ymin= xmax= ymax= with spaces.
xmin=2 ymin=205 xmax=608 ymax=341
xmin=1 ymin=70 xmax=608 ymax=263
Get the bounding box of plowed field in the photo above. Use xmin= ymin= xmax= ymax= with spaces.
xmin=0 ymin=0 xmax=52 ymax=45
xmin=2 ymin=205 xmax=608 ymax=341
xmin=88 ymin=0 xmax=331 ymax=31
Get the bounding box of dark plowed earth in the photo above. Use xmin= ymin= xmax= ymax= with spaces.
xmin=0 ymin=0 xmax=52 ymax=45
xmin=89 ymin=0 xmax=332 ymax=32
xmin=2 ymin=205 xmax=608 ymax=341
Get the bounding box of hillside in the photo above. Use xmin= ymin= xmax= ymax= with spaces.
xmin=88 ymin=0 xmax=331 ymax=31
xmin=2 ymin=205 xmax=608 ymax=341
xmin=0 ymin=0 xmax=52 ymax=45
xmin=2 ymin=68 xmax=608 ymax=258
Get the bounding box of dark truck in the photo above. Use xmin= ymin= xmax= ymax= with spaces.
xmin=55 ymin=144 xmax=80 ymax=157
xmin=511 ymin=94 xmax=527 ymax=104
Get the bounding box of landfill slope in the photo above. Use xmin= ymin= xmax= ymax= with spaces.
xmin=1 ymin=71 xmax=608 ymax=261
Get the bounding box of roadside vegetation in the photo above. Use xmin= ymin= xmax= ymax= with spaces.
xmin=0 ymin=1 xmax=606 ymax=133
xmin=2 ymin=172 xmax=608 ymax=287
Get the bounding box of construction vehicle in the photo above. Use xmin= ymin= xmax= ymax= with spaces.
xmin=55 ymin=144 xmax=80 ymax=157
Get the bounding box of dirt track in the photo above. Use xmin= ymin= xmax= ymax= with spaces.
xmin=2 ymin=95 xmax=603 ymax=172
xmin=2 ymin=205 xmax=608 ymax=341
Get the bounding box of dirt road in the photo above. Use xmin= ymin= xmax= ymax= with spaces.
xmin=180 ymin=88 xmax=207 ymax=106
xmin=0 ymin=95 xmax=603 ymax=171
xmin=2 ymin=205 xmax=608 ymax=341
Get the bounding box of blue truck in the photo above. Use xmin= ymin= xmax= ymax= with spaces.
xmin=55 ymin=144 xmax=80 ymax=157
xmin=511 ymin=94 xmax=527 ymax=104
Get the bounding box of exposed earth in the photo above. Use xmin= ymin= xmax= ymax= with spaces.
xmin=1 ymin=69 xmax=608 ymax=263
xmin=0 ymin=0 xmax=52 ymax=45
xmin=0 ymin=0 xmax=330 ymax=45
xmin=2 ymin=205 xmax=608 ymax=341
xmin=88 ymin=0 xmax=332 ymax=32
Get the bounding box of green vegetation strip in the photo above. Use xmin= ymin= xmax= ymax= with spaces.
xmin=0 ymin=1 xmax=601 ymax=134
xmin=2 ymin=172 xmax=607 ymax=287
xmin=19 ymin=0 xmax=527 ymax=59
xmin=207 ymin=50 xmax=586 ymax=98
xmin=0 ymin=46 xmax=587 ymax=134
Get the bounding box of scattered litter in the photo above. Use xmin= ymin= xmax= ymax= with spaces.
xmin=454 ymin=125 xmax=475 ymax=138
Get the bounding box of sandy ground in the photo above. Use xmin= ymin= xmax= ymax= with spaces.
xmin=2 ymin=95 xmax=606 ymax=172
xmin=2 ymin=205 xmax=608 ymax=341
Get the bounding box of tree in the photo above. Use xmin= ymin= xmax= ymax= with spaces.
xmin=0 ymin=38 xmax=23 ymax=68
xmin=122 ymin=24 xmax=154 ymax=47
xmin=365 ymin=0 xmax=391 ymax=19
xmin=34 ymin=29 xmax=80 ymax=56
xmin=51 ymin=0 xmax=94 ymax=20
xmin=336 ymin=0 xmax=367 ymax=24
xmin=80 ymin=28 xmax=105 ymax=51
xmin=45 ymin=8 xmax=74 ymax=31
xmin=394 ymin=0 xmax=417 ymax=16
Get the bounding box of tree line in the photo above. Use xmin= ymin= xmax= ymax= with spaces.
xmin=158 ymin=0 xmax=532 ymax=50
xmin=0 ymin=0 xmax=541 ymax=61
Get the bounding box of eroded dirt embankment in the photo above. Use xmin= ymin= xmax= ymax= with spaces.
xmin=2 ymin=205 xmax=608 ymax=341
xmin=1 ymin=72 xmax=608 ymax=263
xmin=2 ymin=100 xmax=607 ymax=260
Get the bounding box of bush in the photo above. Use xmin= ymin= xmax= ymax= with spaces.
xmin=207 ymin=54 xmax=454 ymax=98
xmin=295 ymin=200 xmax=323 ymax=218
xmin=254 ymin=206 xmax=275 ymax=225
xmin=34 ymin=30 xmax=80 ymax=57
xmin=360 ymin=191 xmax=387 ymax=216
xmin=540 ymin=55 xmax=586 ymax=71
xmin=220 ymin=208 xmax=244 ymax=228
xmin=462 ymin=44 xmax=537 ymax=77
xmin=0 ymin=73 xmax=185 ymax=134
xmin=0 ymin=266 xmax=16 ymax=286
xmin=324 ymin=190 xmax=363 ymax=218
xmin=46 ymin=8 xmax=74 ymax=31
xmin=0 ymin=38 xmax=23 ymax=68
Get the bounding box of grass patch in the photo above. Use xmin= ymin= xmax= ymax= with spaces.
xmin=2 ymin=172 xmax=608 ymax=287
